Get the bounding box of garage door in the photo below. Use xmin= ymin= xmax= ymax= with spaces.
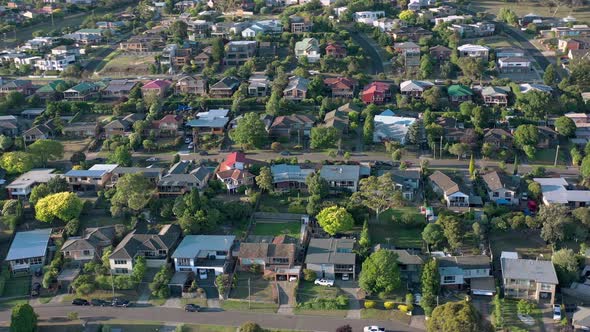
xmin=472 ymin=290 xmax=494 ymax=296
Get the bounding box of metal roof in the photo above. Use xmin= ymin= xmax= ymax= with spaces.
xmin=305 ymin=238 xmax=356 ymax=265
xmin=5 ymin=228 xmax=51 ymax=261
xmin=172 ymin=235 xmax=235 ymax=259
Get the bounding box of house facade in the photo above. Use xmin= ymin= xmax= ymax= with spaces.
xmin=437 ymin=255 xmax=491 ymax=289
xmin=429 ymin=171 xmax=469 ymax=207
xmin=172 ymin=235 xmax=235 ymax=275
xmin=305 ymin=238 xmax=356 ymax=280
xmin=482 ymin=171 xmax=518 ymax=205
xmin=501 ymin=252 xmax=558 ymax=304
xmin=5 ymin=229 xmax=52 ymax=275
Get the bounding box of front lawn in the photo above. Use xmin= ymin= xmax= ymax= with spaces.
xmin=229 ymin=272 xmax=275 ymax=302
xmin=220 ymin=299 xmax=278 ymax=313
xmin=295 ymin=282 xmax=348 ymax=316
xmin=531 ymin=148 xmax=567 ymax=165
xmin=502 ymin=299 xmax=543 ymax=331
xmin=252 ymin=222 xmax=301 ymax=239
xmin=361 ymin=308 xmax=411 ymax=325
xmin=3 ymin=276 xmax=31 ymax=297
xmin=369 ymin=207 xmax=425 ymax=248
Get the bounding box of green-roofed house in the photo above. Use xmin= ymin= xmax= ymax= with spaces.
xmin=35 ymin=80 xmax=67 ymax=100
xmin=447 ymin=84 xmax=474 ymax=105
xmin=63 ymin=82 xmax=101 ymax=101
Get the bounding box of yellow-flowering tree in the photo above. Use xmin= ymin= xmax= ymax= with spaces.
xmin=35 ymin=192 xmax=83 ymax=223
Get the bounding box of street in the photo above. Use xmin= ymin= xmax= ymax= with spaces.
xmin=0 ymin=303 xmax=423 ymax=332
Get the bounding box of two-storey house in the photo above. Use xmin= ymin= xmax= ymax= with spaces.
xmin=172 ymin=235 xmax=235 ymax=275
xmin=437 ymin=255 xmax=492 ymax=290
xmin=5 ymin=229 xmax=52 ymax=275
xmin=501 ymin=251 xmax=558 ymax=304
xmin=64 ymin=164 xmax=118 ymax=192
xmin=305 ymin=238 xmax=356 ymax=280
xmin=61 ymin=226 xmax=117 ymax=262
xmin=482 ymin=171 xmax=518 ymax=205
xmin=429 ymin=171 xmax=470 ymax=207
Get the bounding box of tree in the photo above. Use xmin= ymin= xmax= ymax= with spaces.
xmin=363 ymin=115 xmax=374 ymax=145
xmin=582 ymin=155 xmax=590 ymax=179
xmin=513 ymin=124 xmax=539 ymax=147
xmin=498 ymin=8 xmax=518 ymax=24
xmin=544 ymin=63 xmax=558 ymax=86
xmin=70 ymin=151 xmax=86 ymax=165
xmin=552 ymin=248 xmax=579 ymax=286
xmin=0 ymin=152 xmax=35 ymax=174
xmin=255 ymin=166 xmax=273 ymax=192
xmin=420 ymin=54 xmax=434 ymax=79
xmin=239 ymin=322 xmax=263 ymax=332
xmin=29 ymin=184 xmax=50 ymax=205
xmin=35 ymin=192 xmax=83 ymax=222
xmin=359 ymin=250 xmax=401 ymax=295
xmin=143 ymin=139 xmax=156 ymax=152
xmin=448 ymin=143 xmax=469 ymax=160
xmin=0 ymin=135 xmax=13 ymax=151
xmin=468 ymin=155 xmax=476 ymax=179
xmin=266 ymin=91 xmax=280 ymax=115
xmin=110 ymin=173 xmax=154 ymax=215
xmin=437 ymin=214 xmax=463 ymax=250
xmin=457 ymin=57 xmax=484 ymax=79
xmin=554 ymin=116 xmax=576 ymax=137
xmin=132 ymin=256 xmax=146 ymax=283
xmin=316 ymin=206 xmax=354 ymax=235
xmin=170 ymin=20 xmax=188 ymax=39
xmin=398 ymin=9 xmax=416 ymax=23
xmin=307 ymin=75 xmax=327 ymax=99
xmin=573 ymin=207 xmax=590 ymax=226
xmin=150 ymin=264 xmax=172 ymax=298
xmin=211 ymin=37 xmax=225 ymax=63
xmin=47 ymin=176 xmax=68 ymax=193
xmin=422 ymin=223 xmax=444 ymax=252
xmin=421 ymin=259 xmax=440 ymax=316
xmin=230 ymin=112 xmax=268 ymax=149
xmin=538 ymin=204 xmax=570 ymax=246
xmin=352 ymin=174 xmax=397 ymax=220
xmin=109 ymin=145 xmax=132 ymax=166
xmin=10 ymin=303 xmax=37 ymax=332
xmin=310 ymin=127 xmax=340 ymax=149
xmin=306 ymin=172 xmax=329 ymax=198
xmin=427 ymin=301 xmax=485 ymax=332
xmin=423 ymin=87 xmax=441 ymax=109
xmin=407 ymin=120 xmax=421 ymax=145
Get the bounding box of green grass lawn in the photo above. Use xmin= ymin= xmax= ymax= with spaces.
xmin=252 ymin=222 xmax=301 ymax=239
xmin=502 ymin=299 xmax=543 ymax=331
xmin=369 ymin=208 xmax=425 ymax=248
xmin=3 ymin=276 xmax=30 ymax=297
xmin=361 ymin=308 xmax=412 ymax=325
xmin=0 ymin=297 xmax=27 ymax=309
xmin=229 ymin=272 xmax=275 ymax=302
xmin=531 ymin=148 xmax=567 ymax=165
xmin=489 ymin=231 xmax=552 ymax=271
xmin=220 ymin=299 xmax=278 ymax=313
xmin=294 ymin=282 xmax=348 ymax=316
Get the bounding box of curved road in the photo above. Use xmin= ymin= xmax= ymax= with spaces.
xmin=345 ymin=27 xmax=385 ymax=75
xmin=0 ymin=303 xmax=423 ymax=332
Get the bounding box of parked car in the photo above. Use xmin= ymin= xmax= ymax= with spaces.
xmin=199 ymin=151 xmax=208 ymax=156
xmin=280 ymin=151 xmax=290 ymax=156
xmin=553 ymin=304 xmax=562 ymax=320
xmin=185 ymin=304 xmax=201 ymax=312
xmin=188 ymin=143 xmax=194 ymax=150
xmin=342 ymin=274 xmax=350 ymax=281
xmin=363 ymin=326 xmax=385 ymax=332
xmin=111 ymin=298 xmax=131 ymax=307
xmin=413 ymin=293 xmax=422 ymax=306
xmin=91 ymin=299 xmax=109 ymax=306
xmin=146 ymin=157 xmax=159 ymax=162
xmin=288 ymin=276 xmax=298 ymax=282
xmin=314 ymin=278 xmax=334 ymax=287
xmin=31 ymin=283 xmax=41 ymax=297
xmin=184 ymin=137 xmax=192 ymax=144
xmin=199 ymin=269 xmax=208 ymax=280
xmin=72 ymin=298 xmax=90 ymax=306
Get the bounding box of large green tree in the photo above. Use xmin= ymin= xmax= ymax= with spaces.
xmin=10 ymin=303 xmax=37 ymax=332
xmin=554 ymin=116 xmax=576 ymax=137
xmin=551 ymin=248 xmax=579 ymax=286
xmin=0 ymin=152 xmax=35 ymax=174
xmin=35 ymin=192 xmax=83 ymax=222
xmin=422 ymin=223 xmax=444 ymax=252
xmin=351 ymin=174 xmax=397 ymax=220
xmin=108 ymin=145 xmax=132 ymax=166
xmin=255 ymin=166 xmax=273 ymax=192
xmin=28 ymin=139 xmax=64 ymax=167
xmin=310 ymin=127 xmax=340 ymax=149
xmin=538 ymin=204 xmax=570 ymax=246
xmin=316 ymin=206 xmax=354 ymax=235
xmin=359 ymin=250 xmax=401 ymax=295
xmin=436 ymin=214 xmax=463 ymax=250
xmin=427 ymin=301 xmax=486 ymax=332
xmin=421 ymin=259 xmax=440 ymax=316
xmin=110 ymin=173 xmax=155 ymax=216
xmin=229 ymin=112 xmax=268 ymax=149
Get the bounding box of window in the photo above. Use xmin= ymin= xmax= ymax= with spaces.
xmin=272 ymin=257 xmax=289 ymax=264
xmin=505 ymin=192 xmax=512 ymax=198
xmin=115 ymin=268 xmax=128 ymax=274
xmin=216 ymin=251 xmax=227 ymax=256
xmin=158 ymin=250 xmax=167 ymax=256
xmin=64 ymin=251 xmax=70 ymax=257
xmin=114 ymin=260 xmax=127 ymax=265
xmin=177 ymin=258 xmax=191 ymax=266
xmin=443 ymin=276 xmax=456 ymax=284
xmin=540 ymin=283 xmax=553 ymax=291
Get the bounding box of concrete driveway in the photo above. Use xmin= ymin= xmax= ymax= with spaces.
xmin=471 ymin=295 xmax=493 ymax=323
xmin=336 ymin=280 xmax=361 ymax=319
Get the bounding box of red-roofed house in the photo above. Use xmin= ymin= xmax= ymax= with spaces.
xmin=152 ymin=114 xmax=183 ymax=137
xmin=217 ymin=152 xmax=255 ymax=192
xmin=141 ymin=79 xmax=171 ymax=98
xmin=219 ymin=152 xmax=251 ymax=172
xmin=361 ymin=82 xmax=392 ymax=104
xmin=323 ymin=77 xmax=357 ymax=99
xmin=325 ymin=43 xmax=347 ymax=59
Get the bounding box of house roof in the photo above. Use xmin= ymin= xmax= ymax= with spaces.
xmin=191 ymin=166 xmax=211 ymax=182
xmin=484 ymin=128 xmax=512 ymax=140
xmin=429 ymin=171 xmax=459 ymax=195
xmin=216 ymin=169 xmax=253 ymax=181
xmin=324 ymin=110 xmax=349 ymax=131
xmin=238 ymin=242 xmax=296 ymax=260
xmin=142 ymin=79 xmax=171 ymax=90
xmin=65 ymin=164 xmax=118 ymax=178
xmin=284 ymin=76 xmax=309 ymax=93
xmin=36 ymin=80 xmax=66 ymax=93
xmin=110 ymin=224 xmax=181 ymax=260
xmin=158 ymin=173 xmax=200 ymax=186
xmin=573 ymin=307 xmax=590 ymax=327
xmin=362 ymin=81 xmax=391 ymax=95
xmin=23 ymin=124 xmax=52 ymax=137
xmin=66 ymin=82 xmax=97 ymax=93
xmin=501 ymin=257 xmax=558 ymax=284
xmin=305 ymin=238 xmax=355 ymax=265
xmin=61 ymin=225 xmax=116 ymax=252
xmin=519 ymin=83 xmax=553 ymax=94
xmin=429 ymin=45 xmax=451 ymax=52
xmin=324 ymin=77 xmax=356 ymax=90
xmin=390 ymin=249 xmax=424 ymax=265
xmin=320 ymin=165 xmax=361 ymax=182
xmin=482 ymin=171 xmax=517 ymax=191
xmin=447 ymin=84 xmax=473 ymax=97
xmin=270 ymin=114 xmax=314 ymax=129
xmin=168 ymin=160 xmax=191 ymax=174
xmin=457 ymin=44 xmax=490 ymax=52
xmin=534 ymin=177 xmax=590 ymax=204
xmin=400 ymin=80 xmax=434 ymax=92
xmin=481 ymin=86 xmax=509 ymax=97
xmin=219 ymin=151 xmax=249 ymax=171
xmin=270 ymin=164 xmax=314 ymax=183
xmin=210 ymin=76 xmax=240 ymax=90
xmin=5 ymin=228 xmax=52 ymax=261
xmin=437 ymin=255 xmax=490 ymax=269
xmin=6 ymin=169 xmax=57 ymax=189
xmin=337 ymin=103 xmax=361 ymax=113
xmin=113 ymin=166 xmax=164 ymax=177
xmin=104 ymin=79 xmax=138 ymax=93
xmin=171 ymin=235 xmax=235 ymax=259
xmin=373 ymin=113 xmax=416 ymax=143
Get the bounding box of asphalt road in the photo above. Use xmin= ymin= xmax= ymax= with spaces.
xmin=0 ymin=304 xmax=423 ymax=332
xmin=345 ymin=28 xmax=385 ymax=75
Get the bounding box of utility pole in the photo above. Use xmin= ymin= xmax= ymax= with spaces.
xmin=554 ymin=144 xmax=560 ymax=167
xmin=109 ymin=268 xmax=115 ymax=298
xmin=439 ymin=136 xmax=443 ymax=160
xmin=248 ymin=277 xmax=251 ymax=309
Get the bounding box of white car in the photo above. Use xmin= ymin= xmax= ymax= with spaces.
xmin=199 ymin=269 xmax=208 ymax=280
xmin=341 ymin=274 xmax=350 ymax=281
xmin=413 ymin=293 xmax=422 ymax=306
xmin=314 ymin=278 xmax=334 ymax=287
xmin=553 ymin=304 xmax=562 ymax=320
xmin=363 ymin=326 xmax=385 ymax=332
xmin=288 ymin=276 xmax=298 ymax=282
xmin=184 ymin=137 xmax=192 ymax=144
xmin=188 ymin=143 xmax=194 ymax=150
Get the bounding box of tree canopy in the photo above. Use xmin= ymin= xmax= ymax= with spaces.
xmin=0 ymin=152 xmax=35 ymax=174
xmin=27 ymin=139 xmax=64 ymax=167
xmin=10 ymin=303 xmax=37 ymax=332
xmin=427 ymin=301 xmax=487 ymax=332
xmin=359 ymin=249 xmax=401 ymax=295
xmin=352 ymin=174 xmax=398 ymax=219
xmin=35 ymin=192 xmax=83 ymax=222
xmin=110 ymin=173 xmax=155 ymax=215
xmin=554 ymin=116 xmax=576 ymax=137
xmin=316 ymin=206 xmax=354 ymax=235
xmin=229 ymin=112 xmax=268 ymax=149
xmin=310 ymin=127 xmax=340 ymax=149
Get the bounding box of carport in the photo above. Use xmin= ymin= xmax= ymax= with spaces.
xmin=57 ymin=268 xmax=80 ymax=292
xmin=168 ymin=272 xmax=191 ymax=297
xmin=274 ymin=266 xmax=301 ymax=281
xmin=470 ymin=277 xmax=496 ymax=296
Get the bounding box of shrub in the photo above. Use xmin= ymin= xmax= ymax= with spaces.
xmin=517 ymin=299 xmax=535 ymax=315
xmin=398 ymin=304 xmax=409 ymax=312
xmin=364 ymin=300 xmax=376 ymax=309
xmin=271 ymin=142 xmax=282 ymax=151
xmin=384 ymin=301 xmax=395 ymax=310
xmin=249 ymin=264 xmax=262 ymax=274
xmin=303 ymin=269 xmax=316 ymax=282
xmin=67 ymin=312 xmax=78 ymax=321
xmin=65 ymin=218 xmax=79 ymax=236
xmin=239 ymin=321 xmax=263 ymax=332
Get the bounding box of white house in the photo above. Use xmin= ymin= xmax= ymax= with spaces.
xmin=372 ymin=110 xmax=416 ymax=144
xmin=429 ymin=171 xmax=470 ymax=207
xmin=457 ymin=44 xmax=490 ymax=60
xmin=353 ymin=11 xmax=385 ymax=25
xmin=171 ymin=235 xmax=235 ymax=275
xmin=481 ymin=171 xmax=518 ymax=205
xmin=6 ymin=169 xmax=58 ymax=199
xmin=497 ymin=57 xmax=532 ymax=73
xmin=34 ymin=54 xmax=76 ymax=71
xmin=534 ymin=177 xmax=590 ymax=208
xmin=436 ymin=255 xmax=493 ymax=293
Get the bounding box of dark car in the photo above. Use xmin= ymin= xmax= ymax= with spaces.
xmin=111 ymin=298 xmax=131 ymax=307
xmin=31 ymin=283 xmax=41 ymax=297
xmin=184 ymin=304 xmax=201 ymax=312
xmin=90 ymin=299 xmax=109 ymax=306
xmin=72 ymin=298 xmax=90 ymax=306
xmin=280 ymin=151 xmax=290 ymax=156
xmin=199 ymin=151 xmax=208 ymax=156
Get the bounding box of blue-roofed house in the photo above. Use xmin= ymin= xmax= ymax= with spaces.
xmin=271 ymin=164 xmax=314 ymax=192
xmin=5 ymin=228 xmax=52 ymax=275
xmin=372 ymin=111 xmax=416 ymax=144
xmin=65 ymin=164 xmax=118 ymax=192
xmin=171 ymin=235 xmax=235 ymax=275
xmin=186 ymin=108 xmax=229 ymax=135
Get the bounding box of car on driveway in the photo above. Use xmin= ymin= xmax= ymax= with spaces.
xmin=363 ymin=326 xmax=385 ymax=332
xmin=184 ymin=304 xmax=201 ymax=312
xmin=111 ymin=298 xmax=131 ymax=307
xmin=72 ymin=298 xmax=89 ymax=306
xmin=91 ymin=299 xmax=109 ymax=306
xmin=31 ymin=283 xmax=41 ymax=297
xmin=280 ymin=151 xmax=290 ymax=156
xmin=413 ymin=293 xmax=422 ymax=306
xmin=146 ymin=157 xmax=159 ymax=162
xmin=553 ymin=304 xmax=562 ymax=320
xmin=199 ymin=269 xmax=208 ymax=280
xmin=314 ymin=278 xmax=334 ymax=287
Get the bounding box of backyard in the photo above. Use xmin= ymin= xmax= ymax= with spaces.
xmin=489 ymin=231 xmax=552 ymax=271
xmin=99 ymin=54 xmax=155 ymax=76
xmin=252 ymin=222 xmax=301 ymax=239
xmin=369 ymin=207 xmax=426 ymax=249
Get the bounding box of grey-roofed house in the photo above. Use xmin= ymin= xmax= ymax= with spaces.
xmin=209 ymin=76 xmax=240 ymax=98
xmin=186 ymin=108 xmax=229 ymax=135
xmin=101 ymin=79 xmax=138 ymax=99
xmin=61 ymin=226 xmax=118 ymax=261
xmin=110 ymin=166 xmax=165 ymax=186
xmin=482 ymin=171 xmax=518 ymax=205
xmin=305 ymin=238 xmax=356 ymax=280
xmin=388 ymin=168 xmax=421 ymax=201
xmin=109 ymin=224 xmax=181 ymax=274
xmin=428 ymin=171 xmax=469 ymax=207
xmin=320 ymin=165 xmax=365 ymax=193
xmin=5 ymin=228 xmax=52 ymax=275
xmin=62 ymin=122 xmax=99 ymax=138
xmin=65 ymin=164 xmax=118 ymax=192
xmin=501 ymin=251 xmax=558 ymax=303
xmin=157 ymin=166 xmax=212 ymax=197
xmin=436 ymin=255 xmax=492 ymax=292
xmin=21 ymin=108 xmax=45 ymax=120
xmin=237 ymin=238 xmax=298 ymax=280
xmin=271 ymin=164 xmax=314 ymax=192
xmin=6 ymin=169 xmax=57 ymax=199
xmin=481 ymin=86 xmax=509 ymax=106
xmin=374 ymin=244 xmax=423 ymax=283
xmin=283 ymin=76 xmax=309 ymax=101
xmin=172 ymin=235 xmax=235 ymax=275
xmin=573 ymin=307 xmax=590 ymax=330
xmin=323 ymin=110 xmax=349 ymax=134
xmin=23 ymin=123 xmax=53 ymax=142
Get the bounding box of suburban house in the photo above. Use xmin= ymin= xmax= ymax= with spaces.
xmin=247 ymin=74 xmax=270 ymax=97
xmin=374 ymin=244 xmax=423 ymax=283
xmin=496 ymin=47 xmax=526 ymax=58
xmin=152 ymin=114 xmax=184 ymax=137
xmin=157 ymin=166 xmax=211 ymax=197
xmin=61 ymin=226 xmax=117 ymax=262
xmin=22 ymin=123 xmax=54 ymax=142
xmin=457 ymin=44 xmax=490 ymax=60
xmin=172 ymin=235 xmax=235 ymax=275
xmin=482 ymin=171 xmax=518 ymax=205
xmin=325 ymin=43 xmax=347 ymax=59
xmin=537 ymin=126 xmax=559 ymax=149
xmin=373 ymin=17 xmax=406 ymax=32
xmin=429 ymin=171 xmax=470 ymax=207
xmin=101 ymin=79 xmax=138 ymax=99
xmin=35 ymin=79 xmax=66 ymax=99
xmin=186 ymin=108 xmax=230 ymax=135
xmin=400 ymin=80 xmax=434 ymax=98
xmin=64 ymin=164 xmax=118 ymax=192
xmin=573 ymin=307 xmax=590 ymax=330
xmin=104 ymin=113 xmax=145 ymax=139
xmin=63 ymin=82 xmax=101 ymax=101
xmin=209 ymin=76 xmax=240 ymax=98
xmin=481 ymin=86 xmax=509 ymax=106
xmin=498 ymin=57 xmax=532 ymax=73
xmin=323 ymin=77 xmax=357 ymax=99
xmin=269 ymin=114 xmax=315 ymax=138
xmin=283 ymin=76 xmax=309 ymax=101
xmin=294 ymin=38 xmax=320 ymax=63
xmin=429 ymin=45 xmax=452 ymax=62
xmin=558 ymin=37 xmax=590 ymax=52
xmin=62 ymin=122 xmax=100 ymax=138
xmin=237 ymin=236 xmax=297 ymax=277
xmin=501 ymin=251 xmax=558 ymax=304
xmin=110 ymin=166 xmax=165 ymax=186
xmin=223 ymin=41 xmax=257 ymax=66
xmin=394 ymin=42 xmax=421 ymax=68
xmin=390 ymin=26 xmax=433 ymax=42
xmin=141 ymin=79 xmax=171 ymax=98
xmin=373 ymin=110 xmax=416 ymax=144
xmin=436 ymin=255 xmax=493 ymax=294
xmin=305 ymin=238 xmax=356 ymax=280
xmin=216 ymin=152 xmax=255 ymax=192
xmin=320 ymin=164 xmax=368 ymax=193
xmin=6 ymin=169 xmax=57 ymax=199
xmin=289 ymin=15 xmax=313 ymax=33
xmin=449 ymin=22 xmax=495 ymax=38
xmin=175 ymin=76 xmax=207 ymax=96
xmin=387 ymin=168 xmax=421 ymax=201
xmin=353 ymin=11 xmax=385 ymax=25
xmin=323 ymin=109 xmax=349 ymax=134
xmin=361 ymin=81 xmax=392 ymax=105
xmin=483 ymin=128 xmax=513 ymax=149
xmin=519 ymin=83 xmax=553 ymax=94
xmin=5 ymin=228 xmax=52 ymax=275
xmin=109 ymin=224 xmax=182 ymax=274
xmin=270 ymin=164 xmax=314 ymax=191
xmin=0 ymin=115 xmax=18 ymax=137
xmin=0 ymin=79 xmax=34 ymax=95
xmin=447 ymin=84 xmax=473 ymax=104
xmin=534 ymin=177 xmax=590 ymax=208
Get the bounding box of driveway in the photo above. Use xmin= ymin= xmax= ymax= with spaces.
xmin=336 ymin=280 xmax=361 ymax=319
xmin=277 ymin=281 xmax=295 ymax=315
xmin=471 ymin=295 xmax=492 ymax=323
